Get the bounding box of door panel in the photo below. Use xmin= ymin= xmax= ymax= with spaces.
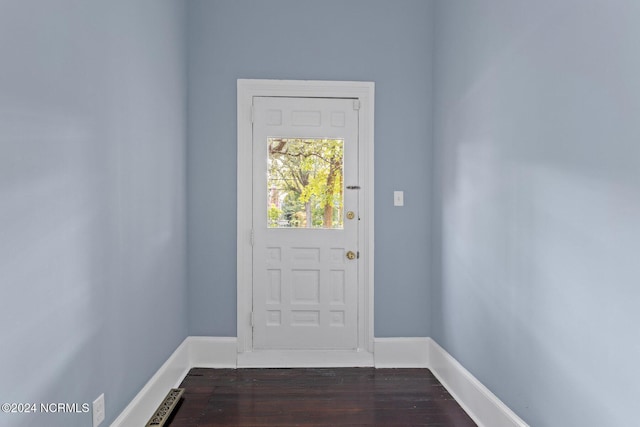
xmin=252 ymin=97 xmax=359 ymax=350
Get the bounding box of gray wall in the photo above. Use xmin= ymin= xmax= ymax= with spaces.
xmin=187 ymin=0 xmax=434 ymax=337
xmin=0 ymin=1 xmax=187 ymax=425
xmin=433 ymin=0 xmax=640 ymax=425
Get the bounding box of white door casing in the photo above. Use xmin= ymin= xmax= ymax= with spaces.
xmin=252 ymin=97 xmax=358 ymax=350
xmin=237 ymin=79 xmax=374 ymax=365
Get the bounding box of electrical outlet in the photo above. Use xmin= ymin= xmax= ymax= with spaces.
xmin=92 ymin=393 xmax=105 ymax=427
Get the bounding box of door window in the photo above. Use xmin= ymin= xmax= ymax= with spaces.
xmin=267 ymin=137 xmax=344 ymax=229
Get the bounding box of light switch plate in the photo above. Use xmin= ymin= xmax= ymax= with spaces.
xmin=394 ymin=191 xmax=404 ymax=206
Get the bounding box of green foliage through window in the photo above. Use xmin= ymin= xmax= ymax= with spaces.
xmin=267 ymin=138 xmax=344 ymax=229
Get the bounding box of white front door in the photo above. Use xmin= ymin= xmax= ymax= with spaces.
xmin=252 ymin=96 xmax=359 ymax=350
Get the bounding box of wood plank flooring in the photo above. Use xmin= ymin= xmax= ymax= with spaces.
xmin=166 ymin=368 xmax=477 ymax=426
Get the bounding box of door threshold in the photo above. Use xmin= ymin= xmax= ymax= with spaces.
xmin=237 ymin=349 xmax=374 ymax=368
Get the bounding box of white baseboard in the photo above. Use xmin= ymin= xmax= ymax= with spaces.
xmin=374 ymin=337 xmax=429 ymax=368
xmin=110 ymin=338 xmax=191 ymax=427
xmin=428 ymin=338 xmax=529 ymax=427
xmin=111 ymin=337 xmax=238 ymax=427
xmin=187 ymin=336 xmax=238 ymax=368
xmin=112 ymin=336 xmax=527 ymax=427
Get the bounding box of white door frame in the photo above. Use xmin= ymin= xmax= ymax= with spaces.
xmin=237 ymin=79 xmax=375 ymax=360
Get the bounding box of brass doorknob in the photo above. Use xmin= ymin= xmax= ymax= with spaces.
xmin=346 ymin=211 xmax=355 ymax=220
xmin=346 ymin=251 xmax=357 ymax=260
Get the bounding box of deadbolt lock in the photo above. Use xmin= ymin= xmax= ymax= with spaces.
xmin=346 ymin=251 xmax=357 ymax=260
xmin=346 ymin=211 xmax=355 ymax=220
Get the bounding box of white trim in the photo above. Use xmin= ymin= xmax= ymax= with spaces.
xmin=237 ymin=349 xmax=374 ymax=368
xmin=237 ymin=79 xmax=375 ymax=356
xmin=374 ymin=337 xmax=429 ymax=368
xmin=428 ymin=338 xmax=529 ymax=427
xmin=111 ymin=337 xmax=238 ymax=426
xmin=187 ymin=336 xmax=238 ymax=368
xmin=111 ymin=339 xmax=190 ymax=427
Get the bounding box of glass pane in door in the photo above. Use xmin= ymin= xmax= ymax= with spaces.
xmin=267 ymin=137 xmax=344 ymax=229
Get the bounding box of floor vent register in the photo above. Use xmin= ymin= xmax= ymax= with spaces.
xmin=145 ymin=388 xmax=184 ymax=427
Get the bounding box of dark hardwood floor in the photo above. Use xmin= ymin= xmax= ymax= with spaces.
xmin=166 ymin=367 xmax=477 ymax=426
